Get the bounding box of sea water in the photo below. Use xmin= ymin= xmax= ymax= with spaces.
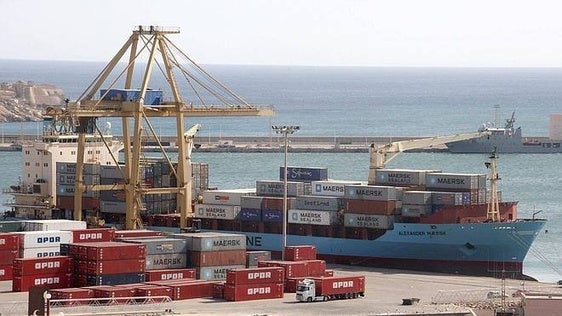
xmin=0 ymin=60 xmax=561 ymax=282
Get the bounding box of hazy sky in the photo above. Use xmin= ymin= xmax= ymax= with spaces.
xmin=2 ymin=0 xmax=562 ymax=67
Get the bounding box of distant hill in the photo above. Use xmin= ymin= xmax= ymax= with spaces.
xmin=0 ymin=81 xmax=65 ymax=122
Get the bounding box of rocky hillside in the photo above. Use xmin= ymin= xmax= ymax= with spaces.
xmin=0 ymin=81 xmax=66 ymax=122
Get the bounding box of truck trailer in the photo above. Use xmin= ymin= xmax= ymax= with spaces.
xmin=296 ymin=276 xmax=365 ymax=302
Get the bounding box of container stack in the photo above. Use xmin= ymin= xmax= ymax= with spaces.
xmin=56 ymin=162 xmax=101 ymax=212
xmin=246 ymin=250 xmax=272 ymax=268
xmin=401 ymin=191 xmax=433 ymax=217
xmin=170 ymin=232 xmax=246 ymax=280
xmin=65 ymin=241 xmax=147 ymax=286
xmin=194 ymin=189 xmax=255 ymax=230
xmin=0 ymin=233 xmax=20 ymax=281
xmin=223 ymin=266 xmax=285 ymax=301
xmin=425 ymin=172 xmax=487 ymax=208
xmin=289 ymin=195 xmax=343 ymax=235
xmin=18 ymin=230 xmax=72 ymax=258
xmin=12 ymin=256 xmax=74 ymax=292
xmin=117 ymin=237 xmax=188 ymax=271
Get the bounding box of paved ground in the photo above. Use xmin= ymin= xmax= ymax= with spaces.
xmin=1 ymin=265 xmax=561 ymax=316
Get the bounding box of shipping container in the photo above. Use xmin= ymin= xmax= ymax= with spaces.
xmin=70 ymin=228 xmax=115 ymax=243
xmin=135 ymin=285 xmax=174 ymax=298
xmin=165 ymin=279 xmax=217 ymax=300
xmin=226 ymin=267 xmax=284 ymax=285
xmin=375 ymin=169 xmax=440 ymax=187
xmin=256 ymin=180 xmax=304 ymax=197
xmin=197 ymin=265 xmax=246 ymax=280
xmin=100 ymin=200 xmax=126 ymax=214
xmin=306 ymin=275 xmax=365 ymax=297
xmin=344 ymin=185 xmax=401 ymax=201
xmin=0 ymin=264 xmax=13 ymax=281
xmin=257 ymin=260 xmax=309 ymax=278
xmin=262 ymin=209 xmax=283 ymax=223
xmin=212 ymin=282 xmax=225 ymax=299
xmin=0 ymin=249 xmax=19 ymax=265
xmin=402 ymin=191 xmax=433 ymax=205
xmin=194 ymin=204 xmax=241 ymax=220
xmin=57 ymin=184 xmax=98 ymax=198
xmin=305 ymin=260 xmax=327 ymax=277
xmin=189 ymin=250 xmax=246 ymax=267
xmin=85 ymin=272 xmax=146 ymax=286
xmin=431 ymin=192 xmax=464 ymax=205
xmin=21 ymin=220 xmax=87 ymax=232
xmin=284 ymin=277 xmax=307 ymax=293
xmin=240 ymin=196 xmax=264 ymax=209
xmin=345 ymin=199 xmax=398 ymax=216
xmin=100 ymin=88 xmax=162 ymax=105
xmin=344 ymin=213 xmax=394 ymax=229
xmin=0 ymin=233 xmax=20 ymax=250
xmin=284 ymin=245 xmax=317 ymax=261
xmin=57 ymin=162 xmax=101 ymax=175
xmin=295 ymin=195 xmax=344 ymax=211
xmin=145 ymin=268 xmax=196 ymax=281
xmin=146 ymin=253 xmax=187 ymax=270
xmin=12 ymin=273 xmax=74 ymax=292
xmin=49 ymin=288 xmax=95 ymax=301
xmin=201 ymin=189 xmax=255 ymax=206
xmin=113 ymin=230 xmax=166 ymax=239
xmin=99 ymin=190 xmax=126 ymax=202
xmin=402 ymin=204 xmax=433 ymax=217
xmin=246 ymin=251 xmax=272 ymax=267
xmin=119 ymin=238 xmax=188 ymax=255
xmin=425 ymin=173 xmax=483 ymax=190
xmin=83 ymin=242 xmax=147 ymax=260
xmin=57 ymin=174 xmax=100 ymax=185
xmin=170 ymin=232 xmax=246 ymax=252
xmin=84 ymin=258 xmax=145 ymax=275
xmin=20 ymin=247 xmax=62 ymax=258
xmin=224 ymin=283 xmax=284 ymax=301
xmin=288 ymin=209 xmax=337 ymax=226
xmin=279 ymin=166 xmax=328 ymax=182
xmin=92 ymin=285 xmax=137 ymax=298
xmin=261 ymin=197 xmax=295 ymax=210
xmin=17 ymin=230 xmax=73 ymax=249
xmin=13 ymin=256 xmax=73 ymax=276
xmin=239 ymin=208 xmax=262 ymax=222
xmin=311 ymin=180 xmax=362 ymax=197
xmin=0 ymin=221 xmax=23 ymax=233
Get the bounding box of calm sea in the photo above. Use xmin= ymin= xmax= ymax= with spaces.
xmin=0 ymin=60 xmax=561 ymax=282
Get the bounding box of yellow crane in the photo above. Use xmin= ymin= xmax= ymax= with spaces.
xmin=64 ymin=26 xmax=274 ymax=230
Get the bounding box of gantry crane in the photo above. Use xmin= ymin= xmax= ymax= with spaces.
xmin=61 ymin=26 xmax=274 ymax=229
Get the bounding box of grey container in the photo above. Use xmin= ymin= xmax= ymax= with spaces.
xmin=240 ymin=196 xmax=264 ymax=209
xmin=57 ymin=162 xmax=101 ymax=175
xmin=431 ymin=192 xmax=464 ymax=205
xmin=256 ymin=180 xmax=304 ymax=197
xmin=401 ymin=204 xmax=433 ymax=217
xmin=425 ymin=173 xmax=483 ymax=190
xmin=295 ymin=195 xmax=344 ymax=211
xmin=170 ymin=232 xmax=246 ymax=252
xmin=197 ymin=265 xmax=245 ymax=280
xmin=0 ymin=221 xmax=23 ymax=232
xmin=344 ymin=185 xmax=400 ymax=201
xmin=344 ymin=213 xmax=394 ymax=229
xmin=375 ymin=169 xmax=441 ymax=186
xmin=119 ymin=238 xmax=188 ymax=255
xmin=246 ymin=251 xmax=272 ymax=268
xmin=402 ymin=191 xmax=433 ymax=205
xmin=146 ymin=253 xmax=187 ymax=270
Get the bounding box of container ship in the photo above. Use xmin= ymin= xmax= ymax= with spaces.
xmin=446 ymin=112 xmax=562 ymax=153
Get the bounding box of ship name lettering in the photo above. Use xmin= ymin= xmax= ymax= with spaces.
xmin=246 ymin=236 xmax=262 ymax=247
xmin=399 ymin=231 xmax=426 ymax=236
xmin=426 ymin=231 xmax=446 ymax=236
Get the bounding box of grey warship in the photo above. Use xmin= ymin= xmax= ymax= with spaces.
xmin=446 ymin=112 xmax=562 ymax=153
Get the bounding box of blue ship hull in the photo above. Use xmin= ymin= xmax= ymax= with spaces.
xmin=150 ymin=219 xmax=545 ymax=279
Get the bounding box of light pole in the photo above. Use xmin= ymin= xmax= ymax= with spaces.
xmin=272 ymin=125 xmax=299 ymax=260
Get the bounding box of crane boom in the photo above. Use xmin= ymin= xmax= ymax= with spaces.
xmin=367 ymin=131 xmax=490 ymax=184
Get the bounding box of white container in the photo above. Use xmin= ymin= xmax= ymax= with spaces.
xmin=425 ymin=173 xmax=483 ymax=190
xmin=22 ymin=220 xmax=87 ymax=232
xmin=18 ymin=230 xmax=73 ymax=249
xmin=201 ymin=188 xmax=255 ymax=206
xmin=20 ymin=246 xmax=62 ymax=258
xmin=311 ymin=180 xmax=362 ymax=197
xmin=375 ymin=169 xmax=440 ymax=186
xmin=194 ymin=204 xmax=241 ymax=220
xmin=344 ymin=213 xmax=394 ymax=229
xmin=344 ymin=185 xmax=400 ymax=201
xmin=288 ymin=209 xmax=338 ymax=226
xmin=170 ymin=232 xmax=247 ymax=252
xmin=256 ymin=180 xmax=304 ymax=197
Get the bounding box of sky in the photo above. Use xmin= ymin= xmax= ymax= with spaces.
xmin=2 ymin=0 xmax=562 ymax=67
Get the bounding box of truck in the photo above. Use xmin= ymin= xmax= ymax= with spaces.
xmin=296 ymin=276 xmax=365 ymax=302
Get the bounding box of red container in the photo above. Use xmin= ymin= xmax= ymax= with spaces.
xmin=0 ymin=264 xmax=13 ymax=281
xmin=13 ymin=256 xmax=74 ymax=276
xmin=83 ymin=258 xmax=145 ymax=275
xmin=71 ymin=228 xmax=115 ymax=243
xmin=284 ymin=245 xmax=317 ymax=261
xmin=258 ymin=260 xmax=309 ymax=278
xmin=345 ymin=199 xmax=397 ymax=215
xmin=310 ymin=275 xmax=365 ymax=296
xmin=212 ymin=283 xmax=225 ymax=299
xmin=226 ymin=267 xmax=284 ymax=285
xmin=224 ymin=283 xmax=284 ymax=301
xmin=165 ymin=280 xmax=217 ymax=300
xmin=145 ymin=268 xmax=196 ymax=281
xmin=114 ymin=230 xmax=166 ymax=239
xmin=93 ymin=285 xmax=137 ymax=298
xmin=84 ymin=242 xmax=146 ymax=260
xmin=12 ymin=273 xmax=74 ymax=292
xmin=284 ymin=277 xmax=306 ymax=293
xmin=0 ymin=249 xmax=18 ymax=265
xmin=0 ymin=233 xmax=20 ymax=250
xmin=324 ymin=269 xmax=334 ymax=277
xmin=304 ymin=260 xmax=326 ymax=277
xmin=50 ymin=288 xmax=95 ymax=304
xmin=190 ymin=250 xmax=246 ymax=267
xmin=144 ymin=279 xmax=197 ymax=287
xmin=262 ymin=197 xmax=293 ymax=210
xmin=135 ymin=285 xmax=174 ymax=298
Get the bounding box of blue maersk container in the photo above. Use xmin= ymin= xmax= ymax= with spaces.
xmin=279 ymin=166 xmax=328 ymax=182
xmin=100 ymin=89 xmax=162 ymax=105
